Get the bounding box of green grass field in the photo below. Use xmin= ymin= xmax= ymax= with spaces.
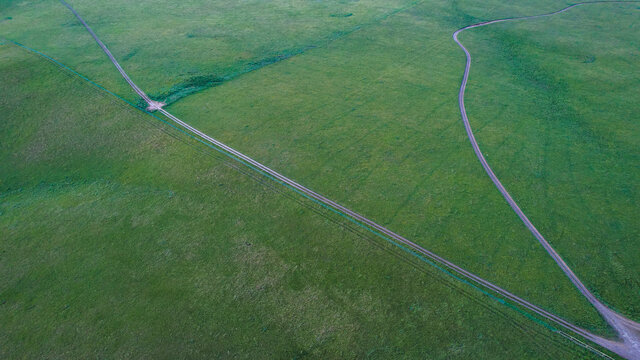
xmin=1 ymin=0 xmax=638 ymax=358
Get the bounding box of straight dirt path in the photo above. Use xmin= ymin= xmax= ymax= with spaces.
xmin=59 ymin=0 xmax=638 ymax=358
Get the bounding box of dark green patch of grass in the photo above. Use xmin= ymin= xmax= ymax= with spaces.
xmin=121 ymin=48 xmax=137 ymax=61
xmin=144 ymin=47 xmax=316 ymax=106
xmin=330 ymin=13 xmax=353 ymax=18
xmin=150 ymin=74 xmax=225 ymax=105
xmin=248 ymin=50 xmax=311 ymax=68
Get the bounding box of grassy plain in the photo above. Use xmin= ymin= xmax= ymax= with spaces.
xmin=0 ymin=43 xmax=601 ymax=359
xmin=0 ymin=0 xmax=638 ymax=357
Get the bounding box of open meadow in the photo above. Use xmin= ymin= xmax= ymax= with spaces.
xmin=1 ymin=0 xmax=638 ymax=358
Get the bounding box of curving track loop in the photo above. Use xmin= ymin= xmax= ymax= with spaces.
xmin=453 ymin=1 xmax=640 ymax=359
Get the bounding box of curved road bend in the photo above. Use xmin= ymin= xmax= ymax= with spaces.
xmin=60 ymin=0 xmax=638 ymax=358
xmin=453 ymin=1 xmax=640 ymax=358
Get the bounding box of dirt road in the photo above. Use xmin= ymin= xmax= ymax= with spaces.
xmin=453 ymin=2 xmax=640 ymax=359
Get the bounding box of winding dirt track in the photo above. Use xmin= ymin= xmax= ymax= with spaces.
xmin=453 ymin=2 xmax=640 ymax=358
xmin=59 ymin=0 xmax=638 ymax=358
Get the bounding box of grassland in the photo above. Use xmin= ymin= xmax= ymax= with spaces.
xmin=0 ymin=42 xmax=604 ymax=359
xmin=0 ymin=0 xmax=638 ymax=358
